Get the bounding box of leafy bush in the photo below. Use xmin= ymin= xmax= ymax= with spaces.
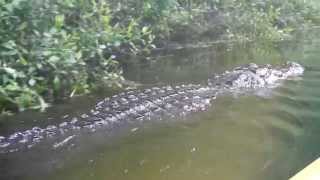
xmin=222 ymin=0 xmax=320 ymax=41
xmin=0 ymin=0 xmax=153 ymax=111
xmin=0 ymin=0 xmax=319 ymax=113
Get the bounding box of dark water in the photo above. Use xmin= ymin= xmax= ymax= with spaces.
xmin=1 ymin=29 xmax=320 ymax=180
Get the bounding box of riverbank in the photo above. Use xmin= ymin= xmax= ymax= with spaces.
xmin=1 ymin=0 xmax=319 ymax=113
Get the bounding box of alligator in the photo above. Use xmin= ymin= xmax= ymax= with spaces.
xmin=0 ymin=62 xmax=304 ymax=153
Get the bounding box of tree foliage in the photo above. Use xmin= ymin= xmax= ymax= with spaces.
xmin=0 ymin=0 xmax=319 ymax=112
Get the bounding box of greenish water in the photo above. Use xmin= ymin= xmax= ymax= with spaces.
xmin=1 ymin=29 xmax=320 ymax=180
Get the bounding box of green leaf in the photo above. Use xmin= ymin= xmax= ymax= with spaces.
xmin=2 ymin=67 xmax=18 ymax=78
xmin=17 ymin=22 xmax=28 ymax=31
xmin=114 ymin=41 xmax=121 ymax=47
xmin=1 ymin=40 xmax=16 ymax=49
xmin=142 ymin=26 xmax=150 ymax=34
xmin=55 ymin=15 xmax=65 ymax=29
xmin=53 ymin=76 xmax=61 ymax=91
xmin=42 ymin=51 xmax=52 ymax=56
xmin=48 ymin=56 xmax=60 ymax=63
xmin=28 ymin=79 xmax=36 ymax=86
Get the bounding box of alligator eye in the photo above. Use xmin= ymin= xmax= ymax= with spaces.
xmin=0 ymin=136 xmax=6 ymax=143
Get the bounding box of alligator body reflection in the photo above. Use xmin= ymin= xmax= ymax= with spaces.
xmin=0 ymin=62 xmax=304 ymax=153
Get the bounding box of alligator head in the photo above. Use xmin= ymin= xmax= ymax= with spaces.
xmin=208 ymin=61 xmax=304 ymax=89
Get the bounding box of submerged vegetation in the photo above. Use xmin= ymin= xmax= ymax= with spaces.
xmin=0 ymin=0 xmax=319 ymax=112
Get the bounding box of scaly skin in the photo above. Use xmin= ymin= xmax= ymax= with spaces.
xmin=0 ymin=62 xmax=304 ymax=153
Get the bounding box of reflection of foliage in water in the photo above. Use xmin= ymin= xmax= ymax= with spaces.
xmin=124 ymin=42 xmax=286 ymax=85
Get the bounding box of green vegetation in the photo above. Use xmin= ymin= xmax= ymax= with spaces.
xmin=1 ymin=0 xmax=319 ymax=112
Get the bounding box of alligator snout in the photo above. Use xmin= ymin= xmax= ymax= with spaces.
xmin=208 ymin=61 xmax=304 ymax=89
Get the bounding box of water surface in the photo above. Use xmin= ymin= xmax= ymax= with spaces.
xmin=1 ymin=29 xmax=320 ymax=180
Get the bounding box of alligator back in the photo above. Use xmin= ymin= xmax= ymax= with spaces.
xmin=0 ymin=62 xmax=304 ymax=153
